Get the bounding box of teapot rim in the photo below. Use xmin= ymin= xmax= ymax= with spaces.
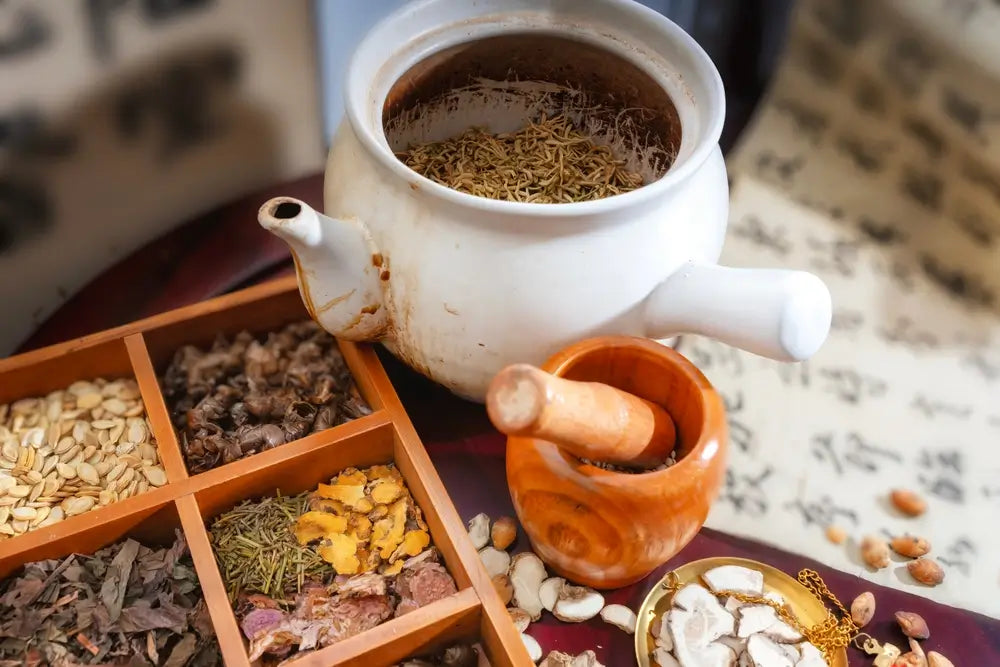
xmin=344 ymin=0 xmax=725 ymax=219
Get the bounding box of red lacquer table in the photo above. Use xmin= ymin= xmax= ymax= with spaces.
xmin=19 ymin=174 xmax=1000 ymax=666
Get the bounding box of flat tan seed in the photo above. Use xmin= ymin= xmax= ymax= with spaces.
xmin=42 ymin=478 xmax=60 ymax=496
xmin=127 ymin=421 xmax=146 ymax=444
xmin=86 ymin=452 xmax=102 ymax=466
xmin=102 ymin=399 xmax=128 ymax=416
xmin=95 ymin=461 xmax=113 ymax=477
xmin=109 ymin=421 xmax=125 ymax=443
xmin=91 ymin=420 xmax=117 ymax=430
xmin=137 ymin=444 xmax=157 ymax=463
xmin=30 ymin=451 xmax=44 ymax=473
xmin=57 ymin=462 xmax=76 ymax=479
xmin=65 ymin=496 xmax=95 ymax=516
xmin=28 ymin=482 xmax=43 ymax=502
xmin=11 ymin=399 xmax=38 ymax=414
xmin=76 ymin=462 xmax=99 ymax=486
xmin=11 ymin=507 xmax=35 ymax=521
xmin=75 ymin=393 xmax=103 ymax=410
xmin=120 ymin=466 xmax=136 ymax=484
xmin=0 ymin=507 xmax=8 ymax=524
xmin=47 ymin=423 xmax=61 ymax=448
xmin=107 ymin=462 xmax=127 ymax=482
xmin=15 ymin=447 xmax=28 ymax=469
xmin=141 ymin=465 xmax=167 ymax=487
xmin=137 ymin=479 xmax=149 ymax=494
xmin=0 ymin=497 xmax=18 ymax=507
xmin=72 ymin=421 xmax=88 ymax=443
xmin=66 ymin=452 xmax=84 ymax=467
xmin=21 ymin=428 xmax=45 ymax=449
xmin=0 ymin=459 xmax=14 ymax=471
xmin=101 ymin=381 xmax=122 ymax=398
xmin=29 ymin=506 xmax=50 ymax=526
xmin=82 ymin=445 xmax=97 ymax=460
xmin=98 ymin=490 xmax=115 ymax=506
xmin=124 ymin=479 xmax=139 ymax=498
xmin=8 ymin=486 xmax=30 ymax=498
xmin=55 ymin=437 xmax=75 ymax=454
xmin=59 ymin=445 xmax=81 ymax=463
xmin=116 ymin=442 xmax=136 ymax=456
xmin=59 ymin=420 xmax=75 ymax=436
xmin=0 ymin=441 xmax=17 ymax=462
xmin=24 ymin=471 xmax=43 ymax=485
xmin=124 ymin=402 xmax=144 ymax=417
xmin=48 ymin=507 xmax=64 ymax=522
xmin=41 ymin=456 xmax=57 ymax=476
xmin=24 ymin=448 xmax=35 ymax=471
xmin=0 ymin=477 xmax=14 ymax=493
xmin=11 ymin=520 xmax=27 ymax=534
xmin=102 ymin=442 xmax=117 ymax=454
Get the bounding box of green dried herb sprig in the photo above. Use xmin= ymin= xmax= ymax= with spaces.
xmin=208 ymin=493 xmax=329 ymax=603
xmin=399 ymin=113 xmax=645 ymax=203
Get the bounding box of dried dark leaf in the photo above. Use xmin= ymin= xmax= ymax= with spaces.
xmin=101 ymin=538 xmax=141 ymax=622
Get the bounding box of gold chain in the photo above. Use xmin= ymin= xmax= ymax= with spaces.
xmin=661 ymin=567 xmax=858 ymax=663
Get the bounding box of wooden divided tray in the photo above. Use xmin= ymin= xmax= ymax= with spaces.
xmin=0 ymin=275 xmax=529 ymax=667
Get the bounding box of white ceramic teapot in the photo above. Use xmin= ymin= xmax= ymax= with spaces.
xmin=258 ymin=0 xmax=832 ymax=402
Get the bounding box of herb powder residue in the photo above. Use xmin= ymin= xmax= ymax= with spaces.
xmin=209 ymin=493 xmax=330 ymax=603
xmin=398 ymin=113 xmax=645 ymax=203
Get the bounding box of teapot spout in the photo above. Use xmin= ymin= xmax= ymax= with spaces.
xmin=258 ymin=197 xmax=390 ymax=341
xmin=644 ymin=261 xmax=831 ymax=362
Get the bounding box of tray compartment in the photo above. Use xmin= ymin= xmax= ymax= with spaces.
xmin=0 ymin=336 xmax=180 ymax=559
xmin=181 ymin=419 xmax=482 ymax=666
xmin=0 ymin=496 xmax=223 ymax=663
xmin=141 ymin=288 xmax=385 ymax=478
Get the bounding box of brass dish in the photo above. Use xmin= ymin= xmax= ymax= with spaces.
xmin=635 ymin=557 xmax=849 ymax=667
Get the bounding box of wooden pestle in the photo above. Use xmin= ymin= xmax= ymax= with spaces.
xmin=486 ymin=363 xmax=677 ymax=468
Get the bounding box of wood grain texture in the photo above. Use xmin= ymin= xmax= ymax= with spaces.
xmin=487 ymin=362 xmax=677 ymax=467
xmin=506 ymin=336 xmax=728 ymax=590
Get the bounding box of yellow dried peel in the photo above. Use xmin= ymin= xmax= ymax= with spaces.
xmin=294 ymin=512 xmax=348 ymax=545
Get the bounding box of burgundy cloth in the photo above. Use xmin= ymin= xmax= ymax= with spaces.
xmin=16 ymin=173 xmax=1000 ymax=667
xmin=427 ymin=433 xmax=1000 ymax=666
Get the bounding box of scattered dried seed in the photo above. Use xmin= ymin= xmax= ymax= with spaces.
xmin=11 ymin=507 xmax=36 ymax=521
xmin=141 ymin=466 xmax=167 ymax=487
xmin=891 ymin=535 xmax=931 ymax=558
xmin=907 ymin=559 xmax=945 ymax=586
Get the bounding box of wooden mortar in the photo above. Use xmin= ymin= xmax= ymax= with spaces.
xmin=501 ymin=336 xmax=728 ymax=589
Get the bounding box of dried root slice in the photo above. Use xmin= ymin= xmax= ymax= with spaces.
xmin=570 ymin=651 xmax=604 ymax=667
xmin=702 ymin=565 xmax=764 ymax=596
xmin=794 ymin=642 xmax=827 ymax=667
xmin=492 ymin=516 xmax=517 ymax=550
xmin=673 ymin=638 xmax=736 ymax=667
xmin=671 ymin=585 xmax=735 ymax=641
xmin=467 ymin=513 xmax=491 ymax=550
xmin=651 ymin=647 xmax=681 ymax=667
xmin=746 ymin=634 xmax=793 ymax=667
xmin=553 ymin=584 xmax=605 ymax=622
xmin=509 ymin=607 xmax=532 ymax=632
xmin=539 ymin=652 xmax=574 ymax=667
xmin=520 ymin=633 xmax=542 ymax=662
xmin=479 ymin=546 xmax=511 ymax=578
xmin=599 ymin=603 xmax=636 ymax=633
xmin=294 ymin=511 xmax=348 ymax=544
xmin=737 ymin=605 xmax=778 ymax=638
xmin=511 ymin=552 xmax=547 ymax=621
xmin=493 ymin=574 xmax=514 ymax=605
xmin=716 ymin=636 xmax=745 ymax=654
xmin=539 ymin=576 xmax=566 ymax=612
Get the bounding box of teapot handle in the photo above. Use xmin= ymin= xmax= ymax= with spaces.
xmin=643 ymin=261 xmax=832 ymax=362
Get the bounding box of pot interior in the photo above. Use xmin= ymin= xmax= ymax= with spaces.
xmin=382 ymin=32 xmax=682 ymax=186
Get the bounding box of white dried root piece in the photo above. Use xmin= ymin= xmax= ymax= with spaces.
xmin=510 ymin=552 xmax=547 ymax=621
xmin=479 ymin=546 xmax=511 ymax=578
xmin=539 ymin=576 xmax=565 ymax=612
xmin=552 ymin=584 xmax=605 ymax=622
xmin=467 ymin=513 xmax=491 ymax=550
xmin=652 ymin=647 xmax=682 ymax=667
xmin=508 ymin=607 xmax=531 ymax=632
xmin=746 ymin=635 xmax=793 ymax=667
xmin=520 ymin=633 xmax=542 ymax=662
xmin=539 ymin=651 xmax=606 ymax=667
xmin=794 ymin=642 xmax=826 ymax=667
xmin=736 ymin=605 xmax=802 ymax=644
xmin=599 ymin=603 xmax=636 ymax=633
xmin=670 ymin=585 xmax=735 ymax=641
xmin=702 ymin=566 xmax=764 ymax=596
